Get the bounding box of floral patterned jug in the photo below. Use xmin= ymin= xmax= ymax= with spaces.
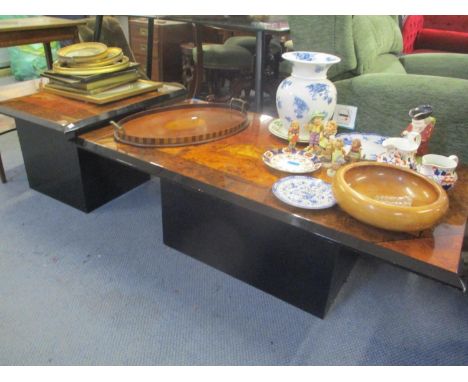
xmin=377 ymin=131 xmax=421 ymax=170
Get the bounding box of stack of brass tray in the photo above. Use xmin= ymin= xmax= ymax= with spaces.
xmin=41 ymin=42 xmax=162 ymax=104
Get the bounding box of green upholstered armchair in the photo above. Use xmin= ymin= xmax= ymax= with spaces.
xmin=285 ymin=16 xmax=468 ymax=162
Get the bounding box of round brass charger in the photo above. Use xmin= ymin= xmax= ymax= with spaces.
xmin=65 ymin=48 xmax=124 ymax=68
xmin=57 ymin=42 xmax=109 ymax=64
xmin=52 ymin=56 xmax=130 ymax=75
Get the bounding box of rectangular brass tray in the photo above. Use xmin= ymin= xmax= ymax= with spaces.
xmin=41 ymin=63 xmax=140 ymax=83
xmin=46 ymin=75 xmax=140 ymax=95
xmin=43 ymin=79 xmax=163 ymax=105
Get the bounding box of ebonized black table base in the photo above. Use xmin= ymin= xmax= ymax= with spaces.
xmin=16 ymin=120 xmax=149 ymax=212
xmin=161 ymin=178 xmax=358 ymax=318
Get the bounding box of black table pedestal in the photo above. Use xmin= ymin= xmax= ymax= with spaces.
xmin=161 ymin=178 xmax=357 ymax=318
xmin=16 ymin=119 xmax=149 ymax=212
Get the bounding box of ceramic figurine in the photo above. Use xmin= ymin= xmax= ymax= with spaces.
xmin=305 ymin=113 xmax=324 ymax=152
xmin=287 ymin=120 xmax=301 ymax=151
xmin=327 ymin=139 xmax=346 ymax=176
xmin=318 ymin=119 xmax=338 ymax=152
xmin=319 ymin=140 xmax=334 ymax=164
xmin=331 ymin=139 xmax=346 ymax=165
xmin=402 ymin=104 xmax=435 ymax=156
xmin=345 ymin=138 xmax=363 ymax=162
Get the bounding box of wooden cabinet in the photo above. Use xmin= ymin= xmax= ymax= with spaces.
xmin=128 ymin=17 xmax=193 ymax=83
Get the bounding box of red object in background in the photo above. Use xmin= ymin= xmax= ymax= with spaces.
xmin=402 ymin=15 xmax=468 ymax=54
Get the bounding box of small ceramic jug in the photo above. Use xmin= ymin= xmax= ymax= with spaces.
xmin=377 ymin=131 xmax=421 ymax=170
xmin=418 ymin=154 xmax=459 ymax=190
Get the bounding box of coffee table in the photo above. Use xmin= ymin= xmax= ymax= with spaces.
xmin=0 ymin=84 xmax=186 ymax=211
xmin=77 ymin=110 xmax=468 ymax=318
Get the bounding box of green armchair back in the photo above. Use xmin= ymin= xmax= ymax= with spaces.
xmin=287 ymin=15 xmax=468 ymax=162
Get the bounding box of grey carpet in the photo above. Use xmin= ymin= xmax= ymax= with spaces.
xmin=0 ymin=131 xmax=467 ymax=365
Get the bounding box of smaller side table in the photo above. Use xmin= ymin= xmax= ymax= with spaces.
xmin=0 ymin=83 xmax=187 ymax=210
xmin=0 ymin=16 xmax=87 ymax=69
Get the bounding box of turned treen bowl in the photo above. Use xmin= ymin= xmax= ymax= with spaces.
xmin=332 ymin=162 xmax=449 ymax=232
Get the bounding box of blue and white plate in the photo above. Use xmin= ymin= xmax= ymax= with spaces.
xmin=263 ymin=148 xmax=321 ymax=174
xmin=272 ymin=176 xmax=336 ymax=209
xmin=335 ymin=132 xmax=387 ymax=161
xmin=268 ymin=119 xmax=309 ymax=143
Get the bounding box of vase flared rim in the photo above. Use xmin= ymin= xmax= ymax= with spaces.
xmin=282 ymin=51 xmax=341 ymax=65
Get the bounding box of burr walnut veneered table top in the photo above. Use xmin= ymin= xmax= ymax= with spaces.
xmin=79 ymin=111 xmax=468 ymax=286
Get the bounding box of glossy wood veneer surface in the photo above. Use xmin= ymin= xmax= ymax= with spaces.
xmin=79 ymin=112 xmax=467 ymax=276
xmin=0 ymin=16 xmax=86 ymax=32
xmin=0 ymin=85 xmax=186 ymax=133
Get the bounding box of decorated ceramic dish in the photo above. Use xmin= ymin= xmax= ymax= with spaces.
xmin=263 ymin=148 xmax=321 ymax=173
xmin=335 ymin=132 xmax=387 ymax=161
xmin=268 ymin=119 xmax=309 ymax=143
xmin=272 ymin=176 xmax=336 ymax=209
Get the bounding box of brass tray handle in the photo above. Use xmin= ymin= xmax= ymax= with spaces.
xmin=110 ymin=120 xmax=126 ymax=134
xmin=229 ymin=98 xmax=247 ymax=113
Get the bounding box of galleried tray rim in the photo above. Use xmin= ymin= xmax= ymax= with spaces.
xmin=112 ymin=101 xmax=250 ymax=148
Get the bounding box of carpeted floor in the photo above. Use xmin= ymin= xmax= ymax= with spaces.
xmin=0 ymin=130 xmax=467 ymax=365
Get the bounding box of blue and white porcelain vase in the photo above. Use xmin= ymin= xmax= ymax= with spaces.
xmin=276 ymin=51 xmax=341 ymax=135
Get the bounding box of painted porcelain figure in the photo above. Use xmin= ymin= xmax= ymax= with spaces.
xmin=345 ymin=139 xmax=363 ymax=162
xmin=319 ymin=119 xmax=338 ymax=152
xmin=287 ymin=120 xmax=300 ymax=151
xmin=377 ymin=131 xmax=421 ymax=170
xmin=276 ymin=51 xmax=341 ymax=138
xmin=331 ymin=139 xmax=346 ymax=165
xmin=402 ymin=104 xmax=435 ymax=156
xmin=319 ymin=141 xmax=334 ymax=164
xmin=327 ymin=139 xmax=346 ymax=177
xmin=305 ymin=113 xmax=324 ymax=152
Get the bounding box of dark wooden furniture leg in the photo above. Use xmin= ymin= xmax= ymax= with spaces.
xmin=180 ymin=42 xmax=196 ymax=95
xmin=93 ymin=15 xmax=104 ymax=42
xmin=0 ymin=152 xmax=6 ymax=183
xmin=146 ymin=17 xmax=155 ymax=79
xmin=161 ymin=179 xmax=358 ymax=318
xmin=15 ymin=119 xmax=149 ymax=212
xmin=190 ymin=23 xmax=204 ymax=99
xmin=43 ymin=42 xmax=53 ymax=69
xmin=254 ymin=30 xmax=265 ymax=112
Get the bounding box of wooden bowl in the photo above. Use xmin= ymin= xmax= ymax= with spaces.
xmin=332 ymin=162 xmax=449 ymax=232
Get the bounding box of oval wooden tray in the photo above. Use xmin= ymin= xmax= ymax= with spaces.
xmin=112 ymin=101 xmax=249 ymax=147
